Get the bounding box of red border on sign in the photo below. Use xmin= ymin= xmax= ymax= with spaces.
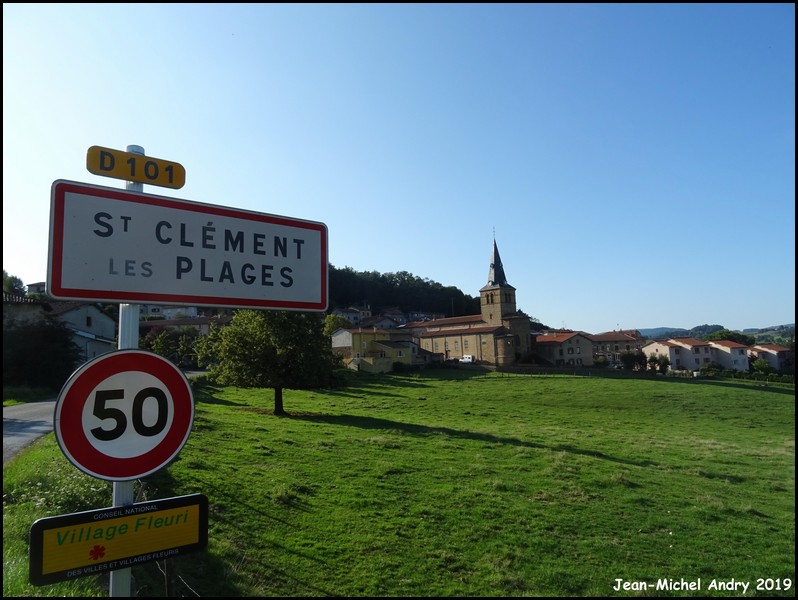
xmin=48 ymin=180 xmax=328 ymax=310
xmin=55 ymin=351 xmax=194 ymax=480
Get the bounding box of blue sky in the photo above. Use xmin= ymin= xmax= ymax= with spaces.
xmin=3 ymin=4 xmax=794 ymax=333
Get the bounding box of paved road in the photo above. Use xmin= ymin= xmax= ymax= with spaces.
xmin=3 ymin=400 xmax=56 ymax=465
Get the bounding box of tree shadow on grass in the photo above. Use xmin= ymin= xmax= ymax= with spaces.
xmin=653 ymin=376 xmax=795 ymax=396
xmin=291 ymin=413 xmax=662 ymax=470
xmin=142 ymin=460 xmax=334 ymax=597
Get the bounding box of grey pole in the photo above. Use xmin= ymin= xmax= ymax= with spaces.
xmin=109 ymin=144 xmax=144 ymax=597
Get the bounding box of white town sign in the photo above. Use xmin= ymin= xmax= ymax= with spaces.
xmin=47 ymin=180 xmax=328 ymax=311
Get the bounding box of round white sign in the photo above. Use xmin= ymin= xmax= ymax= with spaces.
xmin=54 ymin=350 xmax=194 ymax=481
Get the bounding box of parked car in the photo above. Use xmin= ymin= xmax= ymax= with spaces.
xmin=459 ymin=355 xmax=475 ymax=364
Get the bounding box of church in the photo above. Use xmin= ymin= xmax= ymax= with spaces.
xmin=331 ymin=239 xmax=533 ymax=371
xmin=406 ymin=239 xmax=532 ymax=366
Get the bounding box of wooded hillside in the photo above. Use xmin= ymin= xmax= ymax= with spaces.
xmin=329 ymin=265 xmax=480 ymax=317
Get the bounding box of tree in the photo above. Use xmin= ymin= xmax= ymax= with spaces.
xmin=621 ymin=350 xmax=647 ymax=371
xmin=751 ymin=358 xmax=771 ymax=375
xmin=699 ymin=362 xmax=723 ymax=376
xmin=196 ymin=310 xmax=343 ymax=415
xmin=3 ymin=270 xmax=26 ymax=295
xmin=703 ymin=329 xmax=756 ymax=346
xmin=3 ymin=317 xmax=81 ymax=389
xmin=620 ymin=352 xmax=638 ymax=370
xmin=140 ymin=325 xmax=199 ymax=367
xmin=323 ymin=313 xmax=352 ymax=337
xmin=327 ymin=264 xmax=481 ymax=317
xmin=176 ymin=329 xmax=199 ymax=368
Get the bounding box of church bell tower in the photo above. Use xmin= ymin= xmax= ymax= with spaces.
xmin=479 ymin=239 xmax=517 ymax=326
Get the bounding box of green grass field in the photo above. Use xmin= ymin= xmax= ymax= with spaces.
xmin=3 ymin=369 xmax=795 ymax=597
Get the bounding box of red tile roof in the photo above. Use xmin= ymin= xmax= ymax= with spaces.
xmin=753 ymin=343 xmax=790 ymax=352
xmin=670 ymin=337 xmax=709 ymax=347
xmin=419 ymin=325 xmax=503 ymax=338
xmin=709 ymin=340 xmax=748 ymax=349
xmin=535 ymin=332 xmax=587 ymax=344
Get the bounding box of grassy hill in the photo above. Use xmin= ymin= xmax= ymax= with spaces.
xmin=3 ymin=369 xmax=795 ymax=597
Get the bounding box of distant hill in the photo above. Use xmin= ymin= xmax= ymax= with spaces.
xmin=638 ymin=327 xmax=685 ymax=339
xmin=639 ymin=324 xmax=724 ymax=339
xmin=639 ymin=324 xmax=794 ymax=346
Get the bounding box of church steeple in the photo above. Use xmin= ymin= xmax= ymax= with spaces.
xmin=479 ymin=237 xmax=516 ymax=325
xmin=486 ymin=238 xmax=509 ymax=287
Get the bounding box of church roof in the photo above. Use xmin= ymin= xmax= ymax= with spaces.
xmin=419 ymin=324 xmax=505 ymax=338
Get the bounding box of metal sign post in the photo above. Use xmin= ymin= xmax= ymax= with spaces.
xmin=110 ymin=144 xmax=144 ymax=597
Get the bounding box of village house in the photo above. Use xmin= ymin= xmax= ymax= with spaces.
xmin=706 ymin=340 xmax=750 ymax=372
xmin=588 ymin=330 xmax=646 ymax=366
xmin=3 ymin=292 xmax=116 ymax=362
xmin=331 ymin=327 xmax=424 ymax=373
xmin=749 ymin=343 xmax=791 ymax=373
xmin=139 ymin=315 xmax=232 ymax=338
xmin=47 ymin=301 xmax=117 ymax=361
xmin=331 ymin=305 xmax=374 ymax=326
xmin=641 ymin=337 xmax=711 ymax=371
xmin=534 ymin=330 xmax=595 ymax=367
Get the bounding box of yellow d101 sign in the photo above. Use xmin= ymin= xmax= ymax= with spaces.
xmin=29 ymin=494 xmax=208 ymax=586
xmin=87 ymin=145 xmax=186 ymax=189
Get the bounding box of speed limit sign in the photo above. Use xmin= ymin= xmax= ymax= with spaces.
xmin=54 ymin=350 xmax=194 ymax=481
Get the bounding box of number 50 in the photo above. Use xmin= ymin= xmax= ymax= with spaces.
xmin=91 ymin=388 xmax=168 ymax=441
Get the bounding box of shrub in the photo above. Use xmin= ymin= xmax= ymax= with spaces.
xmin=2 ymin=318 xmax=81 ymax=390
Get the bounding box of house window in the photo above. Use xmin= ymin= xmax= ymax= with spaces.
xmin=625 ymin=345 xmax=630 ymax=351
xmin=434 ymin=342 xmax=438 ymax=351
xmin=568 ymin=347 xmax=574 ymax=354
xmin=674 ymin=348 xmax=680 ymax=354
xmin=455 ymin=341 xmax=459 ymax=350
xmin=576 ymin=347 xmax=581 ymax=354
xmin=695 ymin=359 xmax=700 ymax=365
xmin=558 ymin=349 xmax=564 ymax=356
xmin=86 ymin=316 xmax=92 ymax=327
xmin=464 ymin=340 xmax=469 ymax=349
xmin=398 ymin=351 xmax=404 ymax=358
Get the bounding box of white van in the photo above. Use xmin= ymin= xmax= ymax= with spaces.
xmin=459 ymin=355 xmax=475 ymax=364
